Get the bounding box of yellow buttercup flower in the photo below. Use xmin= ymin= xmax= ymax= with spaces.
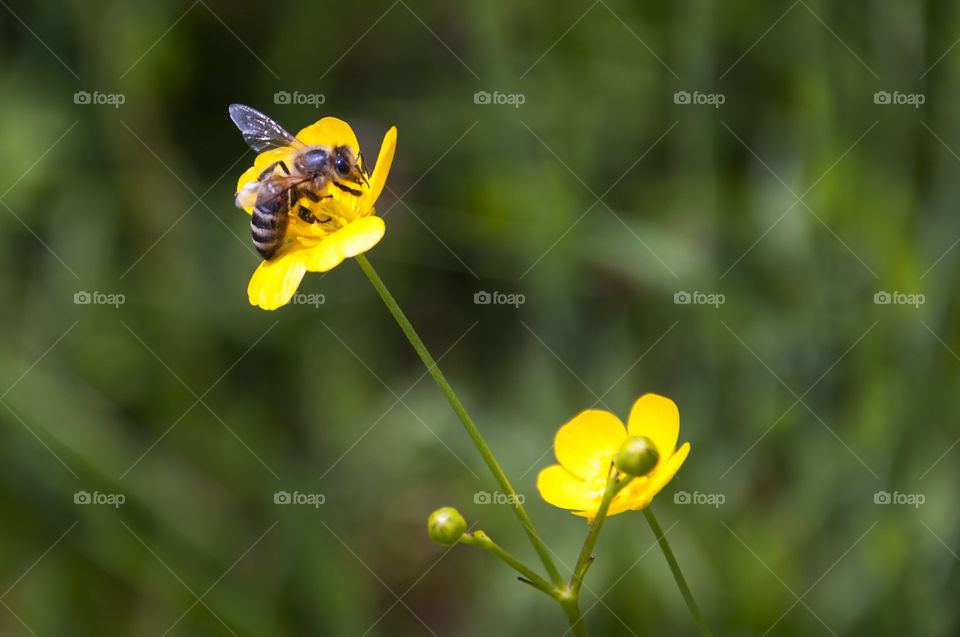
xmin=537 ymin=394 xmax=690 ymax=519
xmin=236 ymin=117 xmax=397 ymax=310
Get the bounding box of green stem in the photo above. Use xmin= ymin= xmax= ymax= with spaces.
xmin=460 ymin=531 xmax=554 ymax=595
xmin=643 ymin=508 xmax=712 ymax=637
xmin=570 ymin=469 xmax=627 ymax=594
xmin=559 ymin=598 xmax=589 ymax=637
xmin=355 ymin=254 xmax=563 ymax=586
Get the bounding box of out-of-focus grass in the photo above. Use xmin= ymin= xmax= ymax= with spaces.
xmin=1 ymin=1 xmax=959 ymax=635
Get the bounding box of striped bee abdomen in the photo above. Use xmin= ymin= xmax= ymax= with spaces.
xmin=250 ymin=186 xmax=289 ymax=260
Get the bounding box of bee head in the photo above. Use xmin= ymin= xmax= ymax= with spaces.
xmin=334 ymin=146 xmax=368 ymax=186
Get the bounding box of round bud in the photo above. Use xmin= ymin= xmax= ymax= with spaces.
xmin=427 ymin=507 xmax=467 ymax=545
xmin=614 ymin=436 xmax=659 ymax=477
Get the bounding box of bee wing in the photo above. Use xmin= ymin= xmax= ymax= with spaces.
xmin=228 ymin=104 xmax=304 ymax=152
xmin=252 ymin=174 xmax=315 ymax=207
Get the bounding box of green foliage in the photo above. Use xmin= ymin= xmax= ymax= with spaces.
xmin=0 ymin=1 xmax=958 ymax=635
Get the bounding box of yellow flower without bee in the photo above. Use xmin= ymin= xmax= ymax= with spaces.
xmin=236 ymin=118 xmax=397 ymax=310
xmin=537 ymin=394 xmax=690 ymax=519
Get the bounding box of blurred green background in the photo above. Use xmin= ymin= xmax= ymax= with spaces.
xmin=1 ymin=1 xmax=959 ymax=635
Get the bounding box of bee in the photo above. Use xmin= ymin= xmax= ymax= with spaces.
xmin=228 ymin=104 xmax=369 ymax=259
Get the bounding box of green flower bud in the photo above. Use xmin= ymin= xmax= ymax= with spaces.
xmin=614 ymin=436 xmax=659 ymax=477
xmin=427 ymin=507 xmax=466 ymax=545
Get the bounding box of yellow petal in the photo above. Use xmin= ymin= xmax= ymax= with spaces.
xmin=332 ymin=125 xmax=397 ymax=222
xmin=643 ymin=441 xmax=690 ymax=499
xmin=610 ymin=491 xmax=651 ymax=515
xmin=236 ymin=166 xmax=259 ymax=215
xmin=295 ymin=117 xmax=359 ymax=151
xmin=301 ymin=216 xmax=385 ymax=272
xmin=247 ymin=250 xmax=308 ymax=310
xmin=367 ymin=126 xmax=397 ymax=207
xmin=615 ymin=441 xmax=691 ymax=512
xmin=537 ymin=465 xmax=600 ymax=511
xmin=573 ymin=442 xmax=691 ymax=518
xmin=627 ymin=394 xmax=679 ymax=462
xmin=572 ymin=491 xmax=646 ymax=519
xmin=555 ymin=410 xmax=627 ymax=481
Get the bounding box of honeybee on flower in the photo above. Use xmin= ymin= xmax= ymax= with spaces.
xmin=229 ymin=104 xmax=397 ymax=310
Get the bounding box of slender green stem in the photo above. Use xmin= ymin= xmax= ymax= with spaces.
xmin=643 ymin=508 xmax=712 ymax=637
xmin=570 ymin=469 xmax=627 ymax=594
xmin=355 ymin=254 xmax=563 ymax=586
xmin=559 ymin=598 xmax=589 ymax=637
xmin=460 ymin=531 xmax=554 ymax=595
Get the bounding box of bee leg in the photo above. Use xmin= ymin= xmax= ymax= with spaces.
xmin=333 ymin=181 xmax=363 ymax=197
xmin=258 ymin=161 xmax=279 ymax=181
xmin=298 ymin=206 xmax=319 ymax=223
xmin=257 ymin=160 xmax=292 ymax=181
xmin=295 ymin=188 xmax=330 ymax=205
xmin=297 ymin=197 xmax=332 ymax=224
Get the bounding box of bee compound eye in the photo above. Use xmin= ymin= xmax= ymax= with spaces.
xmin=335 ymin=154 xmax=350 ymax=175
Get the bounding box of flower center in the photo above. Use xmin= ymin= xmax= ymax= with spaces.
xmin=585 ymin=475 xmax=607 ymax=498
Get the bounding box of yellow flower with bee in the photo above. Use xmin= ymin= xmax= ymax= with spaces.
xmin=230 ymin=105 xmax=397 ymax=310
xmin=537 ymin=394 xmax=690 ymax=519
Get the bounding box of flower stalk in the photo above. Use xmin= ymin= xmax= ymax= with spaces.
xmin=354 ymin=253 xmax=562 ymax=586
xmin=234 ymin=113 xmax=707 ymax=637
xmin=643 ymin=507 xmax=712 ymax=637
xmin=460 ymin=531 xmax=555 ymax=596
xmin=570 ymin=468 xmax=628 ymax=594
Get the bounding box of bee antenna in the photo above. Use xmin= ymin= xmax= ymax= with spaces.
xmin=359 ymin=151 xmax=371 ymax=181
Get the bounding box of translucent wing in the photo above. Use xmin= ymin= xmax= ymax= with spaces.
xmin=228 ymin=104 xmax=304 ymax=152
